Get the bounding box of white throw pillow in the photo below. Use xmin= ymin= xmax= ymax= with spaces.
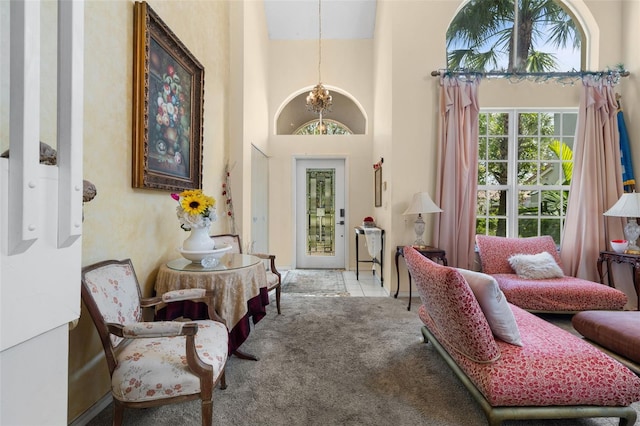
xmin=455 ymin=268 xmax=523 ymax=346
xmin=508 ymin=251 xmax=564 ymax=280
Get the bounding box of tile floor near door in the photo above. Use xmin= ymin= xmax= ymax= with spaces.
xmin=343 ymin=269 xmax=389 ymax=297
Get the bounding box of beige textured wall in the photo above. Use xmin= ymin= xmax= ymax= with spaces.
xmin=267 ymin=38 xmax=374 ymax=270
xmin=68 ymin=1 xmax=230 ymax=422
xmin=228 ymin=0 xmax=271 ymax=243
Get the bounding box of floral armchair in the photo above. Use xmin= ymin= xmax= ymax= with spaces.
xmin=80 ymin=259 xmax=228 ymax=426
xmin=211 ymin=234 xmax=282 ymax=314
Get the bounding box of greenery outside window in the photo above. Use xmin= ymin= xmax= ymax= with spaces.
xmin=447 ymin=0 xmax=582 ymax=73
xmin=476 ymin=109 xmax=577 ymax=244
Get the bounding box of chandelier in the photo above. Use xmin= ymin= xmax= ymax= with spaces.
xmin=306 ymin=0 xmax=332 ymax=128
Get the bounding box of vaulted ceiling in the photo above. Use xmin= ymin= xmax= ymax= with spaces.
xmin=263 ymin=0 xmax=377 ymax=40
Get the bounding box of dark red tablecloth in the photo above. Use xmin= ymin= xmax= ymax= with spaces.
xmin=156 ymin=287 xmax=269 ymax=354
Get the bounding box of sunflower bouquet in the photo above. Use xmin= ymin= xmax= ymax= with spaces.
xmin=171 ymin=189 xmax=217 ymax=231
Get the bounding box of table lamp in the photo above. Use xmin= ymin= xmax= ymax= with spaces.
xmin=603 ymin=192 xmax=640 ymax=251
xmin=402 ymin=192 xmax=442 ymax=246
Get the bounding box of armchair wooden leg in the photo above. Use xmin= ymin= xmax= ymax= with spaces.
xmin=201 ymin=399 xmax=213 ymax=426
xmin=219 ymin=370 xmax=227 ymax=390
xmin=276 ymin=285 xmax=281 ymax=314
xmin=113 ymin=399 xmax=124 ymax=426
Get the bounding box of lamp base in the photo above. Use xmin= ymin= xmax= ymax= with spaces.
xmin=413 ymin=214 xmax=425 ymax=246
xmin=624 ymin=219 xmax=640 ymax=251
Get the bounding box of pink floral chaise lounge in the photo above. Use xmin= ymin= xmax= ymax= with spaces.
xmin=476 ymin=235 xmax=627 ymax=312
xmin=403 ymin=246 xmax=640 ymax=426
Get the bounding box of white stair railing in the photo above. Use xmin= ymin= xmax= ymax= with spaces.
xmin=57 ymin=0 xmax=84 ymax=248
xmin=8 ymin=0 xmax=41 ymax=254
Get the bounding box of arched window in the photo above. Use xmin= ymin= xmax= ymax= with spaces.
xmin=447 ymin=0 xmax=583 ymax=72
xmin=294 ymin=119 xmax=352 ymax=135
xmin=276 ymin=89 xmax=366 ymax=135
xmin=449 ymin=1 xmax=587 ymax=242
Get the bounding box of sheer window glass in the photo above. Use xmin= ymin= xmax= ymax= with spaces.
xmin=294 ymin=119 xmax=352 ymax=135
xmin=476 ymin=109 xmax=577 ymax=244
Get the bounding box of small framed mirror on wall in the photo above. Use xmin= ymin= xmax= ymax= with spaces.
xmin=374 ymin=167 xmax=382 ymax=207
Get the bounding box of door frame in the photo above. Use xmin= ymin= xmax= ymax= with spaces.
xmin=292 ymin=156 xmax=349 ymax=269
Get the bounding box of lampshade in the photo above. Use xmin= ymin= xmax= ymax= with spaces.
xmin=402 ymin=192 xmax=442 ymax=246
xmin=403 ymin=192 xmax=442 ymax=215
xmin=603 ymin=192 xmax=640 ymax=217
xmin=604 ymin=192 xmax=640 ymax=251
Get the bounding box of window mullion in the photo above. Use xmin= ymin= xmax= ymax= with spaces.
xmin=507 ymin=109 xmax=518 ymax=237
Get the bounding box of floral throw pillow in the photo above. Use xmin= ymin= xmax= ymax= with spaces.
xmin=508 ymin=251 xmax=564 ymax=280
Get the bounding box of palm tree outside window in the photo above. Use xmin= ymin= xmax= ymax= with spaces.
xmin=446 ymin=0 xmax=583 ymax=73
xmin=446 ymin=0 xmax=583 ymax=243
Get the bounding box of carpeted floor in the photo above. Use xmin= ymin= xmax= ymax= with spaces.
xmin=86 ymin=294 xmax=638 ymax=426
xmin=281 ymin=269 xmax=350 ymax=296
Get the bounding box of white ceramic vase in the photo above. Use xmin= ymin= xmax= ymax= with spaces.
xmin=182 ymin=226 xmax=215 ymax=251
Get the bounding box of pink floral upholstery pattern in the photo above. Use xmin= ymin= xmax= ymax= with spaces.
xmin=81 ymin=259 xmax=229 ymax=409
xmin=162 ymin=288 xmax=207 ymax=303
xmin=83 ymin=262 xmax=142 ymax=347
xmin=112 ymin=320 xmax=228 ymax=403
xmin=122 ymin=321 xmax=189 ymax=338
xmin=493 ymin=274 xmax=627 ymax=311
xmin=475 ymin=235 xmax=627 ymax=311
xmin=420 ymin=303 xmax=640 ymax=407
xmin=404 ymin=247 xmax=500 ymax=363
xmin=476 ymin=235 xmax=562 ymax=275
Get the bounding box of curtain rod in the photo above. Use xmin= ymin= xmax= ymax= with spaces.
xmin=430 ymin=69 xmax=629 ymax=83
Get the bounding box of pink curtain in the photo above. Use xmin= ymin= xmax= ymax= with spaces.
xmin=560 ymin=76 xmax=624 ymax=281
xmin=432 ymin=75 xmax=480 ymax=269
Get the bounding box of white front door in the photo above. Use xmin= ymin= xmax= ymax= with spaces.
xmin=295 ymin=158 xmax=346 ymax=269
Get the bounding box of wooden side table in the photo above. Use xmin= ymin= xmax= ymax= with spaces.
xmin=597 ymin=250 xmax=640 ymax=310
xmin=395 ymin=245 xmax=447 ymax=310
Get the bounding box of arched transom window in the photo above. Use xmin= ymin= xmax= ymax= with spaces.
xmin=276 ymin=90 xmax=366 ymax=135
xmin=447 ymin=0 xmax=583 ymax=73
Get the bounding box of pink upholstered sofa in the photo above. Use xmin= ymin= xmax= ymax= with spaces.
xmin=403 ymin=246 xmax=640 ymax=426
xmin=476 ymin=235 xmax=627 ymax=312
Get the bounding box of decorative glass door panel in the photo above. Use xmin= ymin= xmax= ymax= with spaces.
xmin=295 ymin=158 xmax=345 ymax=269
xmin=306 ymin=169 xmax=335 ymax=256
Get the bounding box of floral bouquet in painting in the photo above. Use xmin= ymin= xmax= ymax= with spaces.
xmin=171 ymin=189 xmax=217 ymax=231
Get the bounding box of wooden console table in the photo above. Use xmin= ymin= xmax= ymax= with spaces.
xmin=354 ymin=226 xmax=384 ymax=286
xmin=597 ymin=250 xmax=640 ymax=310
xmin=395 ymin=245 xmax=447 ymax=311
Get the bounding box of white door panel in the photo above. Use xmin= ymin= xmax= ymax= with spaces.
xmin=295 ymin=159 xmax=345 ymax=268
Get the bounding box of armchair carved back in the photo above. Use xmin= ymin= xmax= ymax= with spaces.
xmin=211 ymin=233 xmax=242 ymax=254
xmin=81 ymin=259 xmax=143 ymax=358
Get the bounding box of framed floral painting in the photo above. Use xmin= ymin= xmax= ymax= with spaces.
xmin=132 ymin=1 xmax=204 ymax=191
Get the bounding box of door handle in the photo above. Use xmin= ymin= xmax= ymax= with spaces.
xmin=337 ymin=221 xmax=345 ymax=225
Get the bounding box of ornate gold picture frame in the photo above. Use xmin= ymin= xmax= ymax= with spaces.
xmin=132 ymin=1 xmax=204 ymax=191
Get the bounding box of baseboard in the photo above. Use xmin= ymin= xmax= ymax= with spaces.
xmin=69 ymin=393 xmax=112 ymax=426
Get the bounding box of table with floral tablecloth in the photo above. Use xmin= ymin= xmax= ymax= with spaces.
xmin=154 ymin=253 xmax=269 ymax=358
